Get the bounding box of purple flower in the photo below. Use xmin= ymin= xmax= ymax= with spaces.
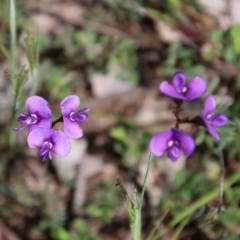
xmin=160 ymin=71 xmax=207 ymax=101
xmin=27 ymin=128 xmax=71 ymax=161
xmin=149 ymin=128 xmax=195 ymax=162
xmin=201 ymin=96 xmax=228 ymax=140
xmin=14 ymin=96 xmax=52 ymax=133
xmin=60 ymin=95 xmax=89 ymax=139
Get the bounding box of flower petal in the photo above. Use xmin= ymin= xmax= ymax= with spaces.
xmin=202 ymin=96 xmax=216 ymax=117
xmin=167 ymin=145 xmax=181 ymax=162
xmin=28 ymin=118 xmax=52 ymax=133
xmin=205 ymin=124 xmax=220 ymax=140
xmin=185 ymin=76 xmax=207 ymax=101
xmin=62 ymin=116 xmax=83 ymax=138
xmin=173 ymin=129 xmax=195 ymax=156
xmin=211 ymin=113 xmax=228 ymax=127
xmin=173 ymin=71 xmax=186 ymax=88
xmin=26 ymin=96 xmax=51 ymax=118
xmin=149 ymin=129 xmax=173 ymax=157
xmin=160 ymin=81 xmax=187 ymax=100
xmin=51 ymin=130 xmax=71 ymax=157
xmin=60 ymin=95 xmax=80 ymax=116
xmin=27 ymin=128 xmax=53 ymax=148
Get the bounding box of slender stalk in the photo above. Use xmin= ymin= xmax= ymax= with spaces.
xmin=218 ymin=146 xmax=225 ymax=213
xmin=147 ymin=210 xmax=169 ymax=240
xmin=30 ymin=31 xmax=40 ymax=95
xmin=152 ymin=171 xmax=240 ymax=239
xmin=133 ymin=152 xmax=153 ymax=240
xmin=8 ymin=0 xmax=17 ymax=147
xmin=171 ymin=215 xmax=190 ymax=240
xmin=9 ymin=0 xmax=16 ymax=86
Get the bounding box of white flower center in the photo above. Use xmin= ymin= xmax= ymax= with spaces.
xmin=69 ymin=112 xmax=75 ymax=122
xmin=168 ymin=140 xmax=179 ymax=147
xmin=177 ymin=86 xmax=187 ymax=93
xmin=207 ymin=113 xmax=214 ymax=120
xmin=31 ymin=114 xmax=38 ymax=124
xmin=168 ymin=140 xmax=174 ymax=147
xmin=43 ymin=141 xmax=53 ymax=149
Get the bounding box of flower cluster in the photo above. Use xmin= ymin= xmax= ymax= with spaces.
xmin=14 ymin=95 xmax=89 ymax=161
xmin=150 ymin=71 xmax=228 ymax=162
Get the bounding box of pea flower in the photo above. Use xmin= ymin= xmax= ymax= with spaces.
xmin=201 ymin=96 xmax=228 ymax=140
xmin=14 ymin=96 xmax=52 ymax=133
xmin=60 ymin=95 xmax=89 ymax=139
xmin=160 ymin=71 xmax=207 ymax=101
xmin=149 ymin=128 xmax=195 ymax=162
xmin=27 ymin=128 xmax=70 ymax=161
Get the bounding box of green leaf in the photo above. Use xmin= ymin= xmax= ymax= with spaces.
xmin=51 ymin=228 xmax=71 ymax=240
xmin=219 ymin=208 xmax=240 ymax=227
xmin=229 ymin=25 xmax=240 ymax=54
xmin=109 ymin=126 xmax=129 ymax=145
xmin=211 ymin=29 xmax=223 ymax=42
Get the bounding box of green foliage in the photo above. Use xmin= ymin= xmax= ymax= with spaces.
xmin=10 ymin=180 xmax=39 ymax=207
xmin=51 ymin=219 xmax=101 ymax=240
xmin=127 ymin=187 xmax=138 ymax=236
xmin=219 ymin=208 xmax=240 ymax=227
xmin=86 ymin=182 xmax=121 ymax=223
xmin=229 ymin=25 xmax=240 ymax=54
xmin=109 ymin=125 xmax=150 ymax=166
xmin=24 ymin=30 xmax=39 ymax=71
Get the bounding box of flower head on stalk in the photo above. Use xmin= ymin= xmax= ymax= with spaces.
xmin=149 ymin=128 xmax=195 ymax=162
xmin=160 ymin=71 xmax=207 ymax=101
xmin=14 ymin=96 xmax=52 ymax=134
xmin=27 ymin=128 xmax=70 ymax=161
xmin=201 ymin=96 xmax=228 ymax=140
xmin=60 ymin=95 xmax=89 ymax=139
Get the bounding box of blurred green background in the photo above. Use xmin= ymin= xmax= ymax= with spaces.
xmin=0 ymin=0 xmax=240 ymax=239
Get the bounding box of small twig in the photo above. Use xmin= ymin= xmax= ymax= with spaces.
xmin=173 ymin=100 xmax=183 ymax=128
xmin=116 ymin=175 xmax=134 ymax=206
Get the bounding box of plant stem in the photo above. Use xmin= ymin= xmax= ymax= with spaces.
xmin=147 ymin=210 xmax=169 ymax=240
xmin=8 ymin=0 xmax=17 ymax=148
xmin=9 ymin=0 xmax=16 ymax=86
xmin=133 ymin=152 xmax=153 ymax=240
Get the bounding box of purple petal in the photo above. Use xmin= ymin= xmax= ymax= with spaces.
xmin=60 ymin=95 xmax=80 ymax=116
xmin=51 ymin=130 xmax=71 ymax=157
xmin=211 ymin=113 xmax=228 ymax=127
xmin=173 ymin=71 xmax=186 ymax=88
xmin=78 ymin=107 xmax=90 ymax=113
xmin=38 ymin=144 xmax=52 ymax=161
xmin=26 ymin=96 xmax=51 ymax=118
xmin=74 ymin=113 xmax=88 ymax=123
xmin=62 ymin=116 xmax=83 ymax=138
xmin=202 ymin=96 xmax=216 ymax=117
xmin=160 ymin=81 xmax=187 ymax=100
xmin=27 ymin=128 xmax=54 ymax=148
xmin=205 ymin=124 xmax=220 ymax=140
xmin=149 ymin=129 xmax=173 ymax=157
xmin=28 ymin=118 xmax=52 ymax=133
xmin=185 ymin=76 xmax=207 ymax=101
xmin=167 ymin=145 xmax=181 ymax=162
xmin=173 ymin=129 xmax=195 ymax=156
xmin=13 ymin=125 xmax=28 ymax=131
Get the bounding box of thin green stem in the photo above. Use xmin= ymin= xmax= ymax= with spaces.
xmin=139 ymin=152 xmax=153 ymax=211
xmin=171 ymin=216 xmax=191 ymax=240
xmin=30 ymin=31 xmax=40 ymax=95
xmin=152 ymin=171 xmax=240 ymax=239
xmin=9 ymin=0 xmax=16 ymax=86
xmin=147 ymin=210 xmax=169 ymax=240
xmin=133 ymin=152 xmax=153 ymax=240
xmin=8 ymin=0 xmax=17 ymax=147
xmin=30 ymin=67 xmax=39 ymax=95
